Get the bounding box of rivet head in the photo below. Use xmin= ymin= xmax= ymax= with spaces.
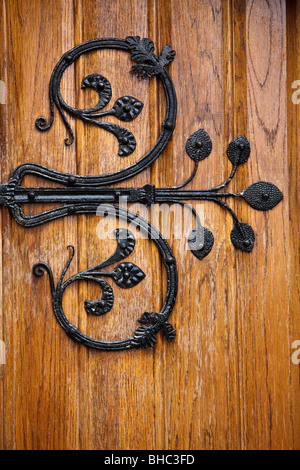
xmin=243 ymin=239 xmax=251 ymax=247
xmin=196 ymin=141 xmax=203 ymax=148
xmin=28 ymin=191 xmax=35 ymax=200
xmin=68 ymin=206 xmax=76 ymax=215
xmin=124 ymin=105 xmax=131 ymax=112
xmin=121 ymin=137 xmax=128 ymax=144
xmin=65 ymin=54 xmax=73 ymax=63
xmin=68 ymin=176 xmax=76 ymax=186
xmin=119 ymin=242 xmax=127 ymax=249
xmin=100 ymin=301 xmax=105 ymax=308
xmin=164 ymin=121 xmax=173 ymax=131
xmin=237 ymin=142 xmax=245 ymax=151
xmin=123 ymin=271 xmax=130 ymax=279
xmin=262 ymin=193 xmax=269 ymax=201
xmin=166 ymin=256 xmax=174 ymax=265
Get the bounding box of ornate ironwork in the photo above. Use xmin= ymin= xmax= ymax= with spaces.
xmin=35 ymin=37 xmax=177 ymax=183
xmin=0 ymin=37 xmax=283 ymax=351
xmin=33 ymin=221 xmax=177 ymax=351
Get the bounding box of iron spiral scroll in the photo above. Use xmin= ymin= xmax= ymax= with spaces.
xmin=0 ymin=37 xmax=283 ymax=351
xmin=32 ymin=208 xmax=177 ymax=351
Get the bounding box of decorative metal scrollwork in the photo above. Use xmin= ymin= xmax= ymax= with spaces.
xmin=33 ymin=208 xmax=177 ymax=351
xmin=0 ymin=36 xmax=283 ymax=351
xmin=38 ymin=69 xmax=144 ymax=156
xmin=34 ymin=37 xmax=177 ymax=184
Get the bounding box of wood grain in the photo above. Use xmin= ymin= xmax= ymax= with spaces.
xmin=243 ymin=0 xmax=290 ymax=449
xmin=0 ymin=0 xmax=299 ymax=450
xmin=286 ymin=0 xmax=300 ymax=451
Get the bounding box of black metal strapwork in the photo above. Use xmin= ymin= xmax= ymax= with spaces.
xmin=0 ymin=37 xmax=283 ymax=351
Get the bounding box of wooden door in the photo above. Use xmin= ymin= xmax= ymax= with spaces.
xmin=0 ymin=0 xmax=299 ymax=450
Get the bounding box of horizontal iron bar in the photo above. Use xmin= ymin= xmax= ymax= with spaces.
xmin=6 ymin=185 xmax=239 ymax=205
xmin=154 ymin=189 xmax=239 ymax=201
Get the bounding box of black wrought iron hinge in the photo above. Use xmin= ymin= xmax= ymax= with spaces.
xmin=0 ymin=37 xmax=283 ymax=351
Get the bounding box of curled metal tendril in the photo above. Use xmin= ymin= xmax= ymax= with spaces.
xmin=36 ymin=72 xmax=144 ymax=156
xmin=35 ymin=36 xmax=177 ymax=176
xmin=32 ymin=215 xmax=177 ymax=351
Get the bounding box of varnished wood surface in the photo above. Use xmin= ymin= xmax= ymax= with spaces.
xmin=0 ymin=0 xmax=299 ymax=450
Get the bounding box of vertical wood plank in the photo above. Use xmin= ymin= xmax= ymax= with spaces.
xmin=74 ymin=0 xmax=156 ymax=450
xmin=284 ymin=0 xmax=300 ymax=450
xmin=222 ymin=0 xmax=248 ymax=449
xmin=244 ymin=0 xmax=293 ymax=449
xmin=1 ymin=0 xmax=79 ymax=449
xmin=0 ymin=0 xmax=8 ymax=450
